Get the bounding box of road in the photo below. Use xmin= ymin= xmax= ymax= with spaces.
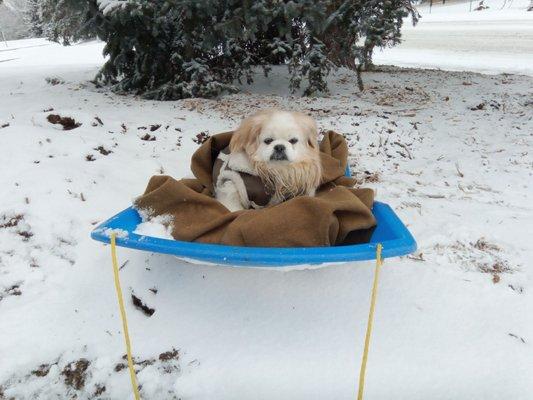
xmin=374 ymin=15 xmax=533 ymax=76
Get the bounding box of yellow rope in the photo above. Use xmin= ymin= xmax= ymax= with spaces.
xmin=357 ymin=243 xmax=383 ymax=400
xmin=109 ymin=233 xmax=382 ymax=400
xmin=110 ymin=233 xmax=141 ymax=400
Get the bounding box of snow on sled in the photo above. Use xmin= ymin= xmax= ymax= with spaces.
xmin=91 ymin=201 xmax=416 ymax=267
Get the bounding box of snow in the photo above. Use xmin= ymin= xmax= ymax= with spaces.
xmin=414 ymin=0 xmax=533 ymax=21
xmin=99 ymin=228 xmax=129 ymax=239
xmin=0 ymin=38 xmax=532 ymax=399
xmin=134 ymin=214 xmax=174 ymax=240
xmin=373 ymin=0 xmax=533 ymax=76
xmin=97 ymin=0 xmax=129 ymax=16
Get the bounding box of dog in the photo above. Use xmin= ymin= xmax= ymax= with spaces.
xmin=213 ymin=109 xmax=322 ymax=212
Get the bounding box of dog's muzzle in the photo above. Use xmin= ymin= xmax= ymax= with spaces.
xmin=270 ymin=144 xmax=288 ymax=161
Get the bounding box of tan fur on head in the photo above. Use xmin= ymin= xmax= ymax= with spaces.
xmin=230 ymin=109 xmax=322 ymax=205
xmin=230 ymin=110 xmax=271 ymax=154
xmin=291 ymin=111 xmax=319 ymax=150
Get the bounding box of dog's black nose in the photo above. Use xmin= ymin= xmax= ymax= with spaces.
xmin=274 ymin=144 xmax=285 ymax=153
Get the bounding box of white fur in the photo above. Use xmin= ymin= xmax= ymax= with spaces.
xmin=227 ymin=150 xmax=255 ymax=174
xmin=215 ymin=110 xmax=321 ymax=210
xmin=215 ymin=179 xmax=246 ymax=212
xmin=254 ymin=112 xmax=308 ymax=163
xmin=215 ymin=151 xmax=257 ymax=211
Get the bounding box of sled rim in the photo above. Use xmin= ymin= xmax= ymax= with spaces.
xmin=91 ymin=201 xmax=416 ymax=267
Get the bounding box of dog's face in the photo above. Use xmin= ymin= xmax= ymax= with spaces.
xmin=230 ymin=110 xmax=319 ymax=164
xmin=229 ymin=109 xmax=322 ymax=202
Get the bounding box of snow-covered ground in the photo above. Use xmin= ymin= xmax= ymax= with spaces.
xmin=374 ymin=0 xmax=533 ymax=76
xmin=1 ymin=38 xmax=532 ymax=400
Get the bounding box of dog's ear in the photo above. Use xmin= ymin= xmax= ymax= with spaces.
xmin=293 ymin=112 xmax=318 ymax=150
xmin=230 ymin=111 xmax=269 ymax=153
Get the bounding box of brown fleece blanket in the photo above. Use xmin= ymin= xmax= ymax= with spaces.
xmin=134 ymin=131 xmax=376 ymax=247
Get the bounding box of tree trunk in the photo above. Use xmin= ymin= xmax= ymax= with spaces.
xmin=356 ymin=64 xmax=364 ymax=92
xmin=0 ymin=27 xmax=7 ymax=47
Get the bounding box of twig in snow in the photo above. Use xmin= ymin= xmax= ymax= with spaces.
xmin=458 ymin=183 xmax=471 ymax=194
xmin=508 ymin=333 xmax=526 ymax=344
xmin=396 ymin=151 xmax=408 ymax=159
xmin=455 ymin=162 xmax=464 ymax=177
xmin=407 ymin=253 xmax=425 ymax=262
xmin=393 ymin=141 xmax=413 ymax=159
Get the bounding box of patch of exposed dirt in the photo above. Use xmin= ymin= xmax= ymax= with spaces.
xmin=94 ymin=384 xmax=106 ymax=396
xmin=92 ymin=116 xmax=104 ymax=126
xmin=0 ymin=214 xmax=33 ymax=241
xmin=159 ymin=348 xmax=179 ymax=362
xmin=31 ymin=364 xmax=51 ymax=377
xmin=193 ymin=131 xmax=210 ymax=144
xmin=135 ymin=358 xmax=156 ymax=368
xmin=469 ymin=99 xmax=501 ymax=111
xmin=114 ymin=362 xmax=127 ymax=372
xmin=131 ymin=294 xmax=155 ymax=316
xmin=140 ymin=133 xmax=156 ymax=141
xmin=94 ymin=146 xmax=112 ymax=156
xmin=18 ymin=230 xmax=33 ymax=241
xmin=115 ymin=351 xmax=180 ymax=377
xmin=45 ymin=76 xmax=64 ymax=86
xmin=374 ymin=85 xmax=431 ymax=108
xmin=434 ymin=238 xmax=513 ymax=282
xmin=47 ymin=114 xmax=82 ymax=130
xmin=120 ymin=355 xmax=156 ymax=373
xmin=7 ymin=285 xmax=22 ymax=296
xmin=363 ymin=171 xmax=380 ymax=183
xmin=0 ymin=214 xmax=23 ymax=229
xmin=472 ymin=238 xmax=501 ymax=252
xmin=61 ymin=359 xmax=90 ymax=390
xmin=0 ymin=283 xmax=23 ymax=302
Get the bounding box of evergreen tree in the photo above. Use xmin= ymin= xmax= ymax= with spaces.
xmin=26 ymin=0 xmax=44 ymax=37
xmin=26 ymin=0 xmax=101 ymax=44
xmin=35 ymin=0 xmax=418 ymax=99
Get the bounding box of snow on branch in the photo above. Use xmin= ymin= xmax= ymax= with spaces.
xmin=97 ymin=0 xmax=130 ymax=15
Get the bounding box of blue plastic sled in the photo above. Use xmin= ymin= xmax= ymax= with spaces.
xmin=91 ymin=201 xmax=416 ymax=267
xmin=92 ymin=166 xmax=415 ymax=266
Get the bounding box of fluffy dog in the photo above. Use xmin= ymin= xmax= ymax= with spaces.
xmin=213 ymin=109 xmax=322 ymax=212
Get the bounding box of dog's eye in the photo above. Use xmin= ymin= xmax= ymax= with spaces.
xmin=264 ymin=138 xmax=273 ymax=145
xmin=289 ymin=138 xmax=298 ymax=145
